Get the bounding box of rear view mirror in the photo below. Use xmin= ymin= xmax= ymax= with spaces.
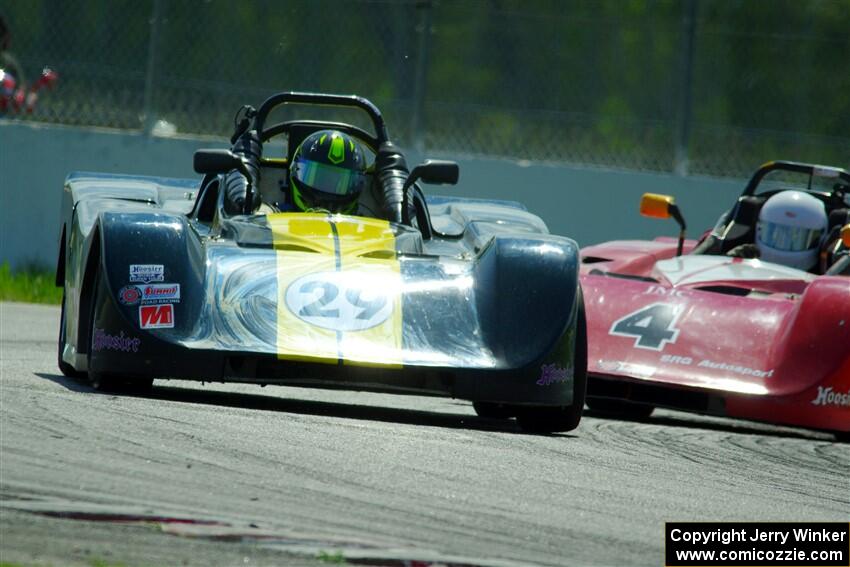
xmin=194 ymin=149 xmax=256 ymax=215
xmin=408 ymin=160 xmax=460 ymax=187
xmin=639 ymin=193 xmax=687 ymax=256
xmin=401 ymin=160 xmax=460 ymax=227
xmin=194 ymin=149 xmax=241 ymax=174
xmin=640 ymin=193 xmax=675 ymax=219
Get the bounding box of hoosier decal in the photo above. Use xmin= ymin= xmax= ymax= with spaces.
xmin=129 ymin=264 xmax=164 ymax=283
xmin=811 ymin=386 xmax=850 ymax=408
xmin=139 ymin=304 xmax=174 ymax=329
xmin=92 ymin=329 xmax=141 ymax=352
xmin=537 ymin=363 xmax=572 ymax=386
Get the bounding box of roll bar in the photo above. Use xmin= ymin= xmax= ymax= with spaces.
xmin=742 ymin=160 xmax=850 ymax=196
xmin=252 ymin=91 xmax=389 ymax=145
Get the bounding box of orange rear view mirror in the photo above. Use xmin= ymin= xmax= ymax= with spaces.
xmin=640 ymin=193 xmax=675 ymax=219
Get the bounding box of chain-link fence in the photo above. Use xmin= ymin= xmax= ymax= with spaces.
xmin=3 ymin=0 xmax=848 ymax=178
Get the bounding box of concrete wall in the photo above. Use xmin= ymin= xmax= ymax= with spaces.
xmin=0 ymin=121 xmax=744 ymax=270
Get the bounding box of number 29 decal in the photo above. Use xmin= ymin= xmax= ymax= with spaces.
xmin=285 ymin=271 xmax=395 ymax=332
xmin=609 ymin=302 xmax=683 ymax=351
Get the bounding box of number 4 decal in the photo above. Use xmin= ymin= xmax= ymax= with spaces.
xmin=609 ymin=302 xmax=683 ymax=351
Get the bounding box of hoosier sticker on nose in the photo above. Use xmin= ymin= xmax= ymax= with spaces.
xmin=811 ymin=386 xmax=850 ymax=408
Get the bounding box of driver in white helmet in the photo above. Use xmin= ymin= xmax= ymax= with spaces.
xmin=729 ymin=190 xmax=828 ymax=271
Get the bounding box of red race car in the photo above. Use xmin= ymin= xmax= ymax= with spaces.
xmin=580 ymin=161 xmax=850 ymax=440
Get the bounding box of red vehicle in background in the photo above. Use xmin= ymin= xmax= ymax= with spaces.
xmin=0 ymin=65 xmax=58 ymax=113
xmin=1 ymin=15 xmax=58 ymax=114
xmin=580 ymin=161 xmax=850 ymax=441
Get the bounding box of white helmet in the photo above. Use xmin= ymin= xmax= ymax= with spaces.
xmin=756 ymin=190 xmax=827 ymax=270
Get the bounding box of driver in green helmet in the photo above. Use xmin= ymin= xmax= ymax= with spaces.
xmin=288 ymin=129 xmax=368 ymax=214
xmin=223 ymin=128 xmax=369 ymax=215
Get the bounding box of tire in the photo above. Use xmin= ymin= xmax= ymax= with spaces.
xmin=87 ymin=268 xmax=153 ymax=394
xmin=516 ymin=405 xmax=582 ymax=434
xmin=585 ymin=397 xmax=655 ymax=419
xmin=57 ymin=292 xmax=84 ymax=378
xmin=516 ymin=290 xmax=588 ymax=434
xmin=88 ymin=370 xmax=153 ymax=394
xmin=834 ymin=431 xmax=850 ymax=444
xmin=473 ymin=401 xmax=515 ymax=419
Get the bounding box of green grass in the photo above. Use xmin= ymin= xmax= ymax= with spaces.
xmin=89 ymin=559 xmax=132 ymax=567
xmin=316 ymin=550 xmax=346 ymax=564
xmin=0 ymin=262 xmax=63 ymax=305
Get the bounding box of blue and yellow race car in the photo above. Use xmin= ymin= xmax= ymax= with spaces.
xmin=56 ymin=91 xmax=586 ymax=433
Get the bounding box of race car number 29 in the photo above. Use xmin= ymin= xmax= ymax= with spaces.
xmin=609 ymin=302 xmax=683 ymax=350
xmin=285 ymin=271 xmax=395 ymax=332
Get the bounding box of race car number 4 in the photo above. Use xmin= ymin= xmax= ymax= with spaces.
xmin=285 ymin=271 xmax=395 ymax=332
xmin=609 ymin=302 xmax=683 ymax=350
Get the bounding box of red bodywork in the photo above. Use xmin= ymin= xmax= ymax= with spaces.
xmin=580 ymin=237 xmax=850 ymax=436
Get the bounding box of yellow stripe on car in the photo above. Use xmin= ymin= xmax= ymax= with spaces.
xmin=335 ymin=217 xmax=403 ymax=368
xmin=268 ymin=213 xmax=403 ymax=367
xmin=270 ymin=214 xmax=338 ymax=364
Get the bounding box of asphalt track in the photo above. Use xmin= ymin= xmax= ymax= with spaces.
xmin=1 ymin=301 xmax=848 ymax=566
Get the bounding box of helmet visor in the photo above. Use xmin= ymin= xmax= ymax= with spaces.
xmin=758 ymin=221 xmax=824 ymax=252
xmin=292 ymin=157 xmax=367 ymax=197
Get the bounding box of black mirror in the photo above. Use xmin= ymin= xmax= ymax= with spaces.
xmin=194 ymin=149 xmax=242 ymax=174
xmin=401 ymin=160 xmax=460 ymax=227
xmin=407 ymin=160 xmax=459 ymax=187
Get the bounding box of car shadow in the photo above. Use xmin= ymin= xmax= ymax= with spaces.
xmin=33 ymin=371 xmax=92 ymax=393
xmin=34 ymin=372 xmax=576 ymax=438
xmin=582 ymin=408 xmax=835 ymax=442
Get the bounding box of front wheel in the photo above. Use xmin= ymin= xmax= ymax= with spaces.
xmin=58 ymin=292 xmax=83 ymax=378
xmin=88 ymin=370 xmax=153 ymax=394
xmin=87 ymin=268 xmax=153 ymax=394
xmin=516 ymin=405 xmax=582 ymax=433
xmin=473 ymin=402 xmax=515 ymax=419
xmin=516 ymin=290 xmax=588 ymax=434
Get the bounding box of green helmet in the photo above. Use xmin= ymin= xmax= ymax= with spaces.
xmin=289 ymin=130 xmax=367 ymax=214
